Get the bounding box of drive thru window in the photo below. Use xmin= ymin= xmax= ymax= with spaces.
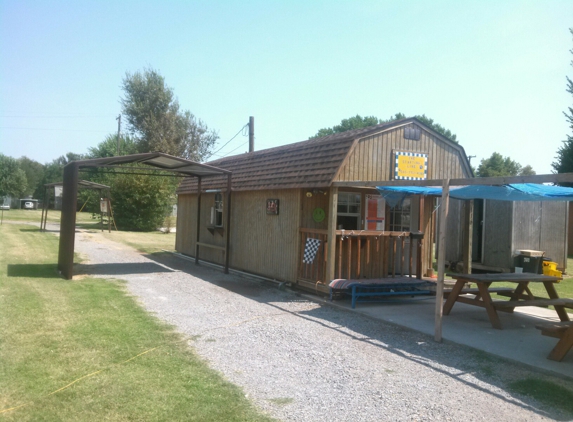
xmin=337 ymin=192 xmax=361 ymax=230
xmin=389 ymin=198 xmax=411 ymax=232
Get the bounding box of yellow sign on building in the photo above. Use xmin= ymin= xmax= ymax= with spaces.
xmin=395 ymin=152 xmax=428 ymax=180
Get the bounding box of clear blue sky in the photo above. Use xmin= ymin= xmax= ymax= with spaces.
xmin=1 ymin=0 xmax=572 ymax=174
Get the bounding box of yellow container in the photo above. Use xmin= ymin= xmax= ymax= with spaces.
xmin=544 ymin=268 xmax=562 ymax=279
xmin=542 ymin=261 xmax=558 ymax=273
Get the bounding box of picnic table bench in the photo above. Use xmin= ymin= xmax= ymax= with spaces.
xmin=536 ymin=321 xmax=573 ymax=361
xmin=443 ymin=287 xmax=515 ymax=299
xmin=330 ymin=278 xmax=433 ymax=309
xmin=443 ymin=273 xmax=565 ymax=330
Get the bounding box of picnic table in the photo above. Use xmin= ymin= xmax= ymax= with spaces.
xmin=443 ymin=272 xmax=569 ymax=330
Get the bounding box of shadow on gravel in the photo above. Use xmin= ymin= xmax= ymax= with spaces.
xmin=144 ymin=252 xmax=573 ymax=420
xmin=74 ymin=262 xmax=175 ymax=276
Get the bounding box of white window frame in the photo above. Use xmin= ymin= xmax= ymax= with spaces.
xmin=388 ymin=198 xmax=411 ymax=232
xmin=337 ymin=192 xmax=361 ymax=230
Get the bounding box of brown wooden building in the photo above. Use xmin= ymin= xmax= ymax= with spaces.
xmin=176 ymin=117 xmax=473 ymax=292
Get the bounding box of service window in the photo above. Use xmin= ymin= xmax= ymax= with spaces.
xmin=337 ymin=192 xmax=361 ymax=230
xmin=388 ymin=198 xmax=411 ymax=232
xmin=213 ymin=193 xmax=223 ymax=227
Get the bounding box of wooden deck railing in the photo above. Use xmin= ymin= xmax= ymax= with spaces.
xmin=297 ymin=228 xmax=424 ymax=285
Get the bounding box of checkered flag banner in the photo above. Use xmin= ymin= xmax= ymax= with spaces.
xmin=303 ymin=238 xmax=321 ymax=264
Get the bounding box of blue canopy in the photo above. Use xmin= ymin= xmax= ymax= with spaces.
xmin=377 ymin=183 xmax=573 ymax=207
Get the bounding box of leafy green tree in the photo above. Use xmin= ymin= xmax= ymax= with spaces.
xmin=519 ymin=165 xmax=536 ymax=176
xmin=314 ymin=115 xmax=381 ymax=137
xmin=83 ymin=135 xmax=176 ymax=231
xmin=87 ymin=134 xmax=138 ymax=158
xmin=552 ymin=28 xmax=573 ymax=179
xmin=0 ymin=154 xmax=28 ymax=201
xmin=121 ymin=68 xmax=218 ymax=161
xmin=311 ymin=113 xmax=458 ymax=142
xmin=476 ymin=152 xmax=535 ymax=177
xmin=41 ymin=152 xmax=85 ymax=187
xmin=105 ymin=172 xmax=174 ymax=231
xmin=18 ymin=156 xmax=44 ymax=198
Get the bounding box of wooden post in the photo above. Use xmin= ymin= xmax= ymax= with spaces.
xmin=417 ymin=195 xmax=424 ymax=279
xmin=40 ymin=187 xmax=47 ymax=231
xmin=224 ymin=173 xmax=232 ymax=274
xmin=195 ymin=177 xmax=202 ymax=265
xmin=462 ymin=200 xmax=473 ymax=274
xmin=57 ymin=162 xmax=79 ymax=279
xmin=435 ymin=179 xmax=450 ymax=342
xmin=326 ymin=187 xmax=338 ymax=283
xmin=107 ymin=198 xmax=111 ymax=233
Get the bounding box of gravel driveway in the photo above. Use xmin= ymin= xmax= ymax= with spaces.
xmin=73 ymin=230 xmax=573 ymax=421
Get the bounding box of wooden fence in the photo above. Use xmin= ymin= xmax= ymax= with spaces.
xmin=297 ymin=228 xmax=423 ymax=284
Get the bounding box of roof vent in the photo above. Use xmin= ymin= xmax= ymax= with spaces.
xmin=404 ymin=126 xmax=421 ymax=141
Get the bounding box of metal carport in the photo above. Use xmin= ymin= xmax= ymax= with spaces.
xmin=57 ymin=152 xmax=232 ymax=279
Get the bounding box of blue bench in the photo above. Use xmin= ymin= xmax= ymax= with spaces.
xmin=329 ymin=278 xmax=433 ymax=308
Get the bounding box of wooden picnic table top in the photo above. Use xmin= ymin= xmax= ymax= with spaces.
xmin=451 ymin=273 xmax=562 ymax=283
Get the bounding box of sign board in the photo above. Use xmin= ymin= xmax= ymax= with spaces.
xmin=394 ymin=151 xmax=428 ymax=180
xmin=365 ymin=194 xmax=385 ymax=230
xmin=266 ymin=199 xmax=279 ymax=215
xmin=100 ymin=199 xmax=108 ymax=213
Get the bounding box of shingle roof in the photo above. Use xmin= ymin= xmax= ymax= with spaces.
xmin=177 ymin=118 xmax=423 ymax=193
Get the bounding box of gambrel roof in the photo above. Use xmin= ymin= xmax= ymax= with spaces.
xmin=177 ymin=117 xmax=471 ymax=193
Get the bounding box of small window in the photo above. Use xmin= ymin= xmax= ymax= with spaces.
xmin=337 ymin=192 xmax=361 ymax=230
xmin=389 ymin=198 xmax=410 ymax=232
xmin=213 ymin=193 xmax=223 ymax=227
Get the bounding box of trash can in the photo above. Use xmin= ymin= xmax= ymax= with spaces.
xmin=516 ymin=250 xmax=544 ymax=274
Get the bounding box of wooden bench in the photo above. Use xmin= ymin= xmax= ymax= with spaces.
xmin=443 ymin=288 xmax=514 ymax=299
xmin=493 ymin=298 xmax=573 ymax=311
xmin=536 ymin=321 xmax=573 ymax=361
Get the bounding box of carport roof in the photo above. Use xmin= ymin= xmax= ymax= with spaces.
xmin=77 ymin=152 xmax=232 ymax=177
xmin=44 ymin=180 xmax=110 ymax=190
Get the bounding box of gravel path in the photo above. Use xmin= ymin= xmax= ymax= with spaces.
xmin=73 ymin=230 xmax=573 ymax=421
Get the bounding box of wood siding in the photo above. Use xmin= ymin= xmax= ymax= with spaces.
xmin=334 ymin=124 xmax=471 ymax=182
xmin=300 ymin=189 xmax=330 ymax=230
xmin=175 ymin=194 xmax=197 ymax=254
xmin=229 ymin=189 xmax=300 ymax=281
xmin=538 ymin=202 xmax=568 ymax=269
xmin=482 ymin=200 xmax=513 ymax=269
xmin=445 ymin=199 xmax=464 ymax=264
xmin=176 ymin=189 xmax=301 ymax=282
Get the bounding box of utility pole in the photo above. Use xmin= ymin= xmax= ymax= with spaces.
xmin=248 ymin=116 xmax=254 ymax=153
xmin=116 ymin=114 xmax=122 ymax=156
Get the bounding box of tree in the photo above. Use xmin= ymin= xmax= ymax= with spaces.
xmin=41 ymin=152 xmax=85 ymax=187
xmin=121 ymin=68 xmax=218 ymax=161
xmin=314 ymin=115 xmax=381 ymax=138
xmin=519 ymin=165 xmax=536 ymax=176
xmin=311 ymin=113 xmax=458 ymax=143
xmin=0 ymin=154 xmax=28 ymax=201
xmin=476 ymin=152 xmax=535 ymax=177
xmin=83 ymin=135 xmax=176 ymax=231
xmin=18 ymin=156 xmax=44 ymax=198
xmin=552 ymin=28 xmax=573 ymax=180
xmin=87 ymin=134 xmax=138 ymax=158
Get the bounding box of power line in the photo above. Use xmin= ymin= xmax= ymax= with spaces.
xmin=0 ymin=126 xmax=109 ymax=133
xmin=218 ymin=141 xmax=249 ymax=158
xmin=210 ymin=124 xmax=248 ymax=157
xmin=0 ymin=113 xmax=116 ymax=118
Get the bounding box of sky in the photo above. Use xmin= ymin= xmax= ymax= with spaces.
xmin=1 ymin=0 xmax=572 ymax=175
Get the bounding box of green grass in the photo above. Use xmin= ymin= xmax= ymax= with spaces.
xmin=0 ymin=209 xmax=95 ymax=225
xmin=101 ymin=230 xmax=176 ymax=254
xmin=508 ymin=378 xmax=573 ymax=414
xmin=0 ymin=223 xmax=273 ymax=421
